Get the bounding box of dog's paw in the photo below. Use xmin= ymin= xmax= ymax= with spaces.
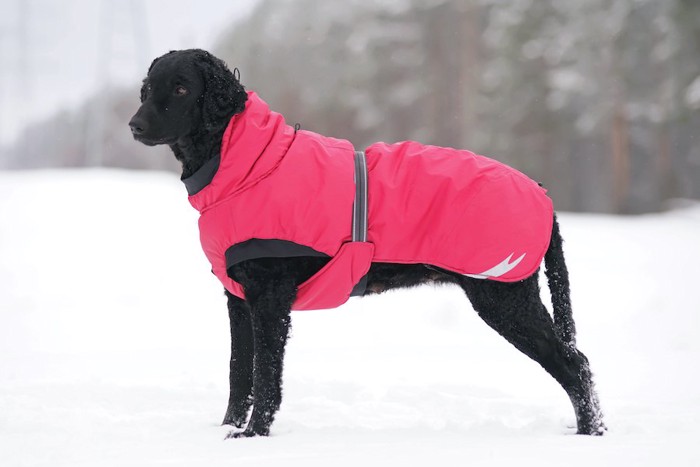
xmin=576 ymin=420 xmax=607 ymax=436
xmin=224 ymin=428 xmax=268 ymax=439
xmin=222 ymin=401 xmax=252 ymax=428
xmin=222 ymin=414 xmax=248 ymax=428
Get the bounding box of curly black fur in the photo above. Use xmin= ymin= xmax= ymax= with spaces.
xmin=130 ymin=49 xmax=605 ymax=439
xmin=130 ymin=49 xmax=247 ymax=178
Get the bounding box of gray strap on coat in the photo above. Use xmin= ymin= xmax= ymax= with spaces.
xmin=352 ymin=150 xmax=368 ymax=242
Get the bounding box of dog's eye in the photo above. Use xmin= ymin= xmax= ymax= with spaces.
xmin=140 ymin=83 xmax=151 ymax=101
xmin=174 ymin=86 xmax=189 ymax=96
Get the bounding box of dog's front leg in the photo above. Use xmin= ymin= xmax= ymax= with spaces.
xmin=225 ymin=261 xmax=297 ymax=439
xmin=222 ymin=291 xmax=254 ymax=427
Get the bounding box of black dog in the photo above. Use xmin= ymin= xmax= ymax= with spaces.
xmin=129 ymin=49 xmax=604 ymax=438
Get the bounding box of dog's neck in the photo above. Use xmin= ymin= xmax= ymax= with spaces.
xmin=169 ymin=90 xmax=247 ymax=182
xmin=170 ymin=102 xmax=247 ymax=181
xmin=170 ymin=129 xmax=224 ymax=181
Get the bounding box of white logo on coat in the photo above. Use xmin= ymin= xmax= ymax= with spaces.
xmin=464 ymin=253 xmax=526 ymax=279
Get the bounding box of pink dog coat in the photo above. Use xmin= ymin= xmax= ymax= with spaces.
xmin=185 ymin=92 xmax=553 ymax=310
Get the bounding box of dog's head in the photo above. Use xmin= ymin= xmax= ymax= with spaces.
xmin=129 ymin=49 xmax=247 ymax=146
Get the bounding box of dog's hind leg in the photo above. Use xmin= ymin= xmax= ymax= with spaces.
xmin=222 ymin=291 xmax=254 ymax=428
xmin=544 ymin=216 xmax=577 ymax=347
xmin=459 ymin=275 xmax=605 ymax=435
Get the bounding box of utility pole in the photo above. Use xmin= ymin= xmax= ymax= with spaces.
xmin=0 ymin=0 xmax=30 ymax=148
xmin=85 ymin=0 xmax=149 ymax=167
xmin=18 ymin=0 xmax=30 ymax=124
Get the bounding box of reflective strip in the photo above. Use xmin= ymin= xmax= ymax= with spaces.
xmin=352 ymin=150 xmax=368 ymax=242
xmin=464 ymin=252 xmax=526 ymax=279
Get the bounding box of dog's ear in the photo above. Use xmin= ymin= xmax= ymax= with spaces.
xmin=194 ymin=50 xmax=247 ymax=131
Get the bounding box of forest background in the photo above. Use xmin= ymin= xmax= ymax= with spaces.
xmin=2 ymin=0 xmax=699 ymax=214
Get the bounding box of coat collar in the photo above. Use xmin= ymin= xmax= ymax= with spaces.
xmin=185 ymin=91 xmax=295 ymax=212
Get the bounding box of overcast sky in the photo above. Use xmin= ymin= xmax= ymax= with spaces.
xmin=0 ymin=0 xmax=258 ymax=144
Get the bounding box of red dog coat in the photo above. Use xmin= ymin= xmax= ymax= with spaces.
xmin=186 ymin=92 xmax=553 ymax=310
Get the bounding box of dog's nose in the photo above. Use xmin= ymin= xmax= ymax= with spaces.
xmin=129 ymin=116 xmax=146 ymax=135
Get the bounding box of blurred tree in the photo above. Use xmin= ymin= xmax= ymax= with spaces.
xmin=1 ymin=88 xmax=177 ymax=172
xmin=672 ymin=0 xmax=700 ymax=201
xmin=3 ymin=0 xmax=699 ymax=214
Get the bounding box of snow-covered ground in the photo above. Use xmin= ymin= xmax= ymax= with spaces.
xmin=0 ymin=169 xmax=698 ymax=466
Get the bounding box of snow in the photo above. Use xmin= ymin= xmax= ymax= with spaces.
xmin=1 ymin=169 xmax=699 ymax=466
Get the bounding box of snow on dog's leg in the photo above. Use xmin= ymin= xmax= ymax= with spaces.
xmin=225 ymin=261 xmax=297 ymax=439
xmin=565 ymin=350 xmax=605 ymax=435
xmin=222 ymin=291 xmax=254 ymax=428
xmin=459 ymin=274 xmax=605 ymax=435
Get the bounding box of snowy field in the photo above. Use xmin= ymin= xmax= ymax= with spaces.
xmin=1 ymin=169 xmax=698 ymax=466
